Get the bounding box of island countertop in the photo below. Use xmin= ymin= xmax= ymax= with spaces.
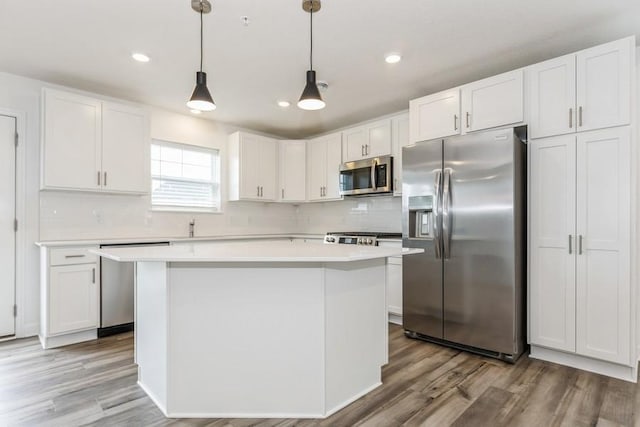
xmin=90 ymin=240 xmax=422 ymax=263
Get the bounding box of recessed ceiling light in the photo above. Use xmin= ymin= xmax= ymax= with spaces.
xmin=384 ymin=53 xmax=402 ymax=64
xmin=190 ymin=109 xmax=202 ymax=115
xmin=277 ymin=101 xmax=291 ymax=108
xmin=132 ymin=52 xmax=151 ymax=63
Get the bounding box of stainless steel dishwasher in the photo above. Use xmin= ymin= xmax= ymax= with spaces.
xmin=99 ymin=241 xmax=170 ymax=337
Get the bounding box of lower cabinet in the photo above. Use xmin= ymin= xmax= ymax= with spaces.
xmin=379 ymin=240 xmax=403 ymax=324
xmin=529 ymin=126 xmax=634 ymax=378
xmin=39 ymin=246 xmax=100 ymax=349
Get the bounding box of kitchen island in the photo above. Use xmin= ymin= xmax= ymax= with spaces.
xmin=92 ymin=240 xmax=421 ymax=419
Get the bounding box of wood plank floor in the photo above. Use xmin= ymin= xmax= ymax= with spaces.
xmin=0 ymin=325 xmax=638 ymax=426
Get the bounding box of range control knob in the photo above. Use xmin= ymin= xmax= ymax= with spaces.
xmin=367 ymin=238 xmax=373 ymax=245
xmin=357 ymin=238 xmax=363 ymax=244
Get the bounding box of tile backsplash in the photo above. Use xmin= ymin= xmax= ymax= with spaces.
xmin=39 ymin=191 xmax=402 ymax=241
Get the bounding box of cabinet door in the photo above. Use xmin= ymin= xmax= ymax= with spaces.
xmin=528 ymin=54 xmax=576 ymax=139
xmin=323 ymin=133 xmax=343 ymax=200
xmin=575 ymin=127 xmax=630 ymax=364
xmin=365 ymin=119 xmax=392 ymax=158
xmin=461 ymin=69 xmax=524 ymax=133
xmin=259 ymin=137 xmax=278 ymax=201
xmin=102 ymin=102 xmax=150 ymax=193
xmin=529 ymin=135 xmax=576 ymax=352
xmin=576 ymin=37 xmax=632 ymax=132
xmin=343 ymin=126 xmax=366 ymax=162
xmin=238 ymin=134 xmax=262 ymax=200
xmin=386 ymin=257 xmax=403 ymax=317
xmin=409 ymin=89 xmax=460 ymax=143
xmin=279 ymin=141 xmax=307 ymax=202
xmin=49 ymin=263 xmax=99 ymax=334
xmin=307 ymin=138 xmax=327 ymax=201
xmin=391 ymin=113 xmax=409 ymax=196
xmin=42 ymin=89 xmax=101 ymax=190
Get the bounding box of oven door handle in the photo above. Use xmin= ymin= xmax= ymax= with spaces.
xmin=371 ymin=159 xmax=378 ymax=190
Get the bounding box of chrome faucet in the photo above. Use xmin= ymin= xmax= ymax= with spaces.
xmin=189 ymin=218 xmax=195 ymax=238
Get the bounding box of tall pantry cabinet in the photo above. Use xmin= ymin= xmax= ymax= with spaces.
xmin=527 ymin=36 xmax=636 ymax=381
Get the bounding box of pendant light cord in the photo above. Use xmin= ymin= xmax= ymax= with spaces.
xmin=200 ymin=2 xmax=204 ymax=72
xmin=309 ymin=3 xmax=313 ymax=71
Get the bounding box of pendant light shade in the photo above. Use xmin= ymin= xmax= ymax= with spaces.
xmin=187 ymin=0 xmax=216 ymax=112
xmin=187 ymin=71 xmax=216 ymax=111
xmin=298 ymin=71 xmax=325 ymax=110
xmin=298 ymin=0 xmax=325 ymax=110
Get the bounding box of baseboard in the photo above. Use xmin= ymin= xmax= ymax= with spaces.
xmin=388 ymin=313 xmax=402 ymax=326
xmin=137 ymin=381 xmax=168 ymax=417
xmin=530 ymin=345 xmax=638 ymax=383
xmin=38 ymin=329 xmax=97 ymax=349
xmin=323 ymin=381 xmax=382 ymax=418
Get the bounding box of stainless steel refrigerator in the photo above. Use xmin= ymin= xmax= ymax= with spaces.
xmin=401 ymin=126 xmax=526 ymax=362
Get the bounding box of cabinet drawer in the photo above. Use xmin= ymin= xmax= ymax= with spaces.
xmin=50 ymin=247 xmax=98 ymax=266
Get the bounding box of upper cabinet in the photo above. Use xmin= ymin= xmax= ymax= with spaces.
xmin=278 ymin=140 xmax=306 ymax=202
xmin=42 ymin=88 xmax=150 ymax=194
xmin=342 ymin=118 xmax=392 ymax=162
xmin=409 ymin=70 xmax=523 ymax=143
xmin=527 ymin=37 xmax=632 ymax=139
xmin=460 ymin=69 xmax=524 ymax=133
xmin=409 ymin=89 xmax=460 ymax=143
xmin=307 ymin=132 xmax=342 ymax=202
xmin=228 ymin=131 xmax=278 ymax=201
xmin=391 ymin=113 xmax=410 ymax=196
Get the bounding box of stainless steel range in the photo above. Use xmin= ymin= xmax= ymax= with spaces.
xmin=323 ymin=232 xmax=402 ymax=246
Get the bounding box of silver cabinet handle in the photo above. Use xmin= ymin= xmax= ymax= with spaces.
xmin=579 ymin=235 xmax=583 ymax=254
xmin=281 ymin=188 xmax=284 ymax=199
xmin=261 ymin=186 xmax=264 ymax=197
xmin=97 ymin=171 xmax=101 ymax=186
xmin=578 ymin=106 xmax=583 ymax=127
xmin=433 ymin=171 xmax=442 ymax=260
xmin=361 ymin=145 xmax=365 ymax=156
xmin=65 ymin=254 xmax=85 ymax=259
xmin=569 ymin=108 xmax=573 ymax=129
xmin=568 ymin=235 xmax=572 ymax=254
xmin=454 ymin=114 xmax=458 ymax=131
xmin=323 ymin=186 xmax=326 ymax=197
xmin=257 ymin=186 xmax=260 ymax=197
xmin=442 ymin=169 xmax=452 ymax=259
xmin=104 ymin=171 xmax=107 ymax=186
xmin=466 ymin=112 xmax=470 ymax=129
xmin=366 ymin=144 xmax=369 ymax=156
xmin=92 ymin=268 xmax=95 ymax=284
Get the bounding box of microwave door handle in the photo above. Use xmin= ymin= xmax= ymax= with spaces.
xmin=371 ymin=159 xmax=378 ymax=190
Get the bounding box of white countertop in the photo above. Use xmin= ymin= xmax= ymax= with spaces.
xmin=34 ymin=234 xmax=325 ymax=247
xmin=91 ymin=240 xmax=421 ymax=263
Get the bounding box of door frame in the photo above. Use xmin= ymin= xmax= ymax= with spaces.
xmin=0 ymin=108 xmax=26 ymax=340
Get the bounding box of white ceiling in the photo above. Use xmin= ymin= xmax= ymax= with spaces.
xmin=1 ymin=1 xmax=639 ymax=138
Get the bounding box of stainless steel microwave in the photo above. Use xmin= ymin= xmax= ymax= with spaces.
xmin=339 ymin=155 xmax=393 ymax=196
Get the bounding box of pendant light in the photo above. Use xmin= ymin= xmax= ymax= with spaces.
xmin=298 ymin=0 xmax=325 ymax=110
xmin=187 ymin=0 xmax=216 ymax=112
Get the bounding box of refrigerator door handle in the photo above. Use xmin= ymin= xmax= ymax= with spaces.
xmin=433 ymin=170 xmax=442 ymax=259
xmin=442 ymin=168 xmax=452 ymax=259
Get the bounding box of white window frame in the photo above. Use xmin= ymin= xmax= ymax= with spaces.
xmin=150 ymin=139 xmax=221 ymax=213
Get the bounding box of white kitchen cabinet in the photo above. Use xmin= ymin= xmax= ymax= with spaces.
xmin=42 ymin=88 xmax=150 ymax=194
xmin=379 ymin=240 xmax=403 ymax=324
xmin=342 ymin=118 xmax=392 ymax=162
xmin=409 ymin=89 xmax=460 ymax=143
xmin=529 ymin=127 xmax=631 ymax=367
xmin=101 ymin=102 xmax=150 ymax=193
xmin=527 ymin=37 xmax=632 ymax=139
xmin=39 ymin=245 xmax=100 ymax=349
xmin=391 ymin=113 xmax=410 ymax=196
xmin=228 ymin=131 xmax=278 ymax=201
xmin=460 ymin=69 xmax=524 ymax=133
xmin=307 ymin=132 xmax=342 ymax=201
xmin=278 ymin=140 xmax=306 ymax=202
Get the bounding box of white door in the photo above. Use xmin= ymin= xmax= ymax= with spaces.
xmin=409 ymin=89 xmax=460 ymax=143
xmin=575 ymin=127 xmax=631 ymax=364
xmin=324 ymin=133 xmax=343 ymax=200
xmin=365 ymin=119 xmax=392 ymax=158
xmin=101 ymin=102 xmax=149 ymax=193
xmin=391 ymin=113 xmax=410 ymax=196
xmin=239 ymin=134 xmax=261 ymax=200
xmin=307 ymin=138 xmax=327 ymax=201
xmin=461 ymin=69 xmax=524 ymax=133
xmin=260 ymin=138 xmax=278 ymax=201
xmin=279 ymin=140 xmax=306 ymax=202
xmin=528 ymin=54 xmax=576 ymax=139
xmin=0 ymin=115 xmax=15 ymax=337
xmin=49 ymin=263 xmax=99 ymax=335
xmin=343 ymin=126 xmax=366 ymax=162
xmin=576 ymin=37 xmax=632 ymax=132
xmin=529 ymin=134 xmax=576 ymax=352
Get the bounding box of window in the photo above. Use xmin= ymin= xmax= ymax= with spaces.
xmin=151 ymin=140 xmax=220 ymax=211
